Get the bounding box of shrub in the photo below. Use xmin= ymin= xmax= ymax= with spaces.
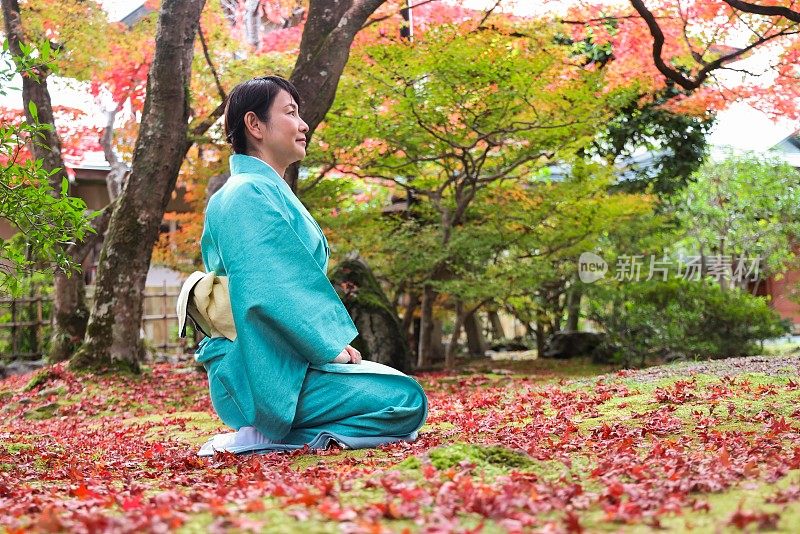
xmin=586 ymin=278 xmax=789 ymax=366
xmin=0 ymin=273 xmax=54 ymax=363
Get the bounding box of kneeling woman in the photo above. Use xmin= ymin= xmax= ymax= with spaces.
xmin=179 ymin=76 xmax=428 ymax=456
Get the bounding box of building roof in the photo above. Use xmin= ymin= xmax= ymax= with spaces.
xmin=120 ymin=3 xmax=152 ymax=27
xmin=769 ymin=131 xmax=800 ymax=167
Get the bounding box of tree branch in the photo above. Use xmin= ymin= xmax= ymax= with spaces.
xmin=188 ymin=100 xmax=225 ymax=139
xmin=298 ymin=162 xmax=335 ymax=195
xmin=629 ymin=0 xmax=696 ymax=90
xmin=360 ymin=0 xmax=439 ymax=31
xmin=199 ymin=24 xmax=226 ymax=101
xmin=629 ymin=0 xmax=799 ymax=91
xmin=477 ymin=151 xmax=553 ymax=183
xmin=476 ymin=0 xmax=503 ymax=28
xmin=99 ymin=107 xmax=129 ymax=201
xmin=559 ymin=14 xmax=672 ymax=24
xmin=723 ymin=0 xmax=800 ymax=22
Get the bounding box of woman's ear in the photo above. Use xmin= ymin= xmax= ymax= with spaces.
xmin=243 ymin=111 xmax=264 ymax=142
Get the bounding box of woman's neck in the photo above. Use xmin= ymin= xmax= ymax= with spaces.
xmin=248 ymin=149 xmax=286 ymax=178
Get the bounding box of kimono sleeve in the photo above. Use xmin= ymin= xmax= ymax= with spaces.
xmin=214 ymin=181 xmax=359 ymax=367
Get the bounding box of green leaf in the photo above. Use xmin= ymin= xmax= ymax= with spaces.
xmin=28 ymin=100 xmax=39 ymax=122
xmin=40 ymin=40 xmax=51 ymax=62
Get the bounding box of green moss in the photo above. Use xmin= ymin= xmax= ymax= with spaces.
xmin=338 ymin=478 xmax=390 ymax=508
xmin=23 ymin=402 xmax=59 ymax=420
xmin=419 ymin=421 xmax=455 ymax=434
xmin=117 ymin=411 xmax=224 ymax=446
xmin=575 ymin=471 xmax=800 ymax=533
xmin=576 ymin=373 xmax=800 ymax=434
xmin=289 ymin=447 xmax=387 ymax=471
xmin=32 ymin=458 xmax=48 ymax=472
xmin=37 ymin=385 xmax=67 ymax=398
xmin=178 ymin=497 xmax=342 ymax=534
xmin=394 ymin=455 xmax=421 ymax=471
xmin=23 ymin=369 xmax=55 ymax=391
xmin=467 ymin=356 xmax=615 ymax=380
xmin=350 ymin=290 xmax=390 ymax=313
xmin=1 ymin=442 xmax=34 ymax=454
xmin=479 ymin=445 xmax=535 ymax=468
xmin=427 ymin=443 xmax=534 ymax=471
xmin=68 ymin=354 xmax=142 ymax=377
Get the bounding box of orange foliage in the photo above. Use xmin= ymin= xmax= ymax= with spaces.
xmin=568 ymin=1 xmax=800 ymax=119
xmin=0 ymin=106 xmax=103 ymax=166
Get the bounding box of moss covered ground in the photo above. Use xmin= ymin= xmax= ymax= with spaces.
xmin=1 ymin=355 xmax=800 ymax=532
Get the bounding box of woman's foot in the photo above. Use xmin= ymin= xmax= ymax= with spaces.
xmin=198 ymin=426 xmax=274 ymax=456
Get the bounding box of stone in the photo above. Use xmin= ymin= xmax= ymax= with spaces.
xmin=543 ymin=331 xmax=607 ymax=359
xmin=489 ymin=338 xmax=530 ymax=352
xmin=664 ymin=350 xmax=689 ymax=363
xmin=330 ymin=253 xmax=412 ymax=372
xmin=38 ymin=386 xmax=67 ymax=398
xmin=0 ymin=359 xmax=46 ymax=380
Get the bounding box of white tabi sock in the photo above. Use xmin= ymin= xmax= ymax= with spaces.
xmin=199 ymin=426 xmax=274 ymax=456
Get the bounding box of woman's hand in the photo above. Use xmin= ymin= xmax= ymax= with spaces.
xmin=332 ymin=345 xmax=362 ymax=364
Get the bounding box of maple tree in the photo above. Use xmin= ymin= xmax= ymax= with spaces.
xmin=3 ymin=0 xmax=798 ymax=370
xmin=0 ymin=40 xmax=95 ymax=296
xmin=554 ymin=0 xmax=800 ymax=196
xmin=0 ymin=0 xmax=115 ymax=366
xmin=563 ymin=0 xmax=800 ymax=119
xmin=308 ymin=17 xmax=657 ymax=365
xmin=0 ymin=0 xmax=139 ymax=363
xmin=70 ymin=0 xmax=207 ymax=372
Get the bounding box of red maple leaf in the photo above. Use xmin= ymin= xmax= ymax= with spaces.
xmin=71 ymin=483 xmax=100 ymax=500
xmin=728 ymin=507 xmax=780 ymax=529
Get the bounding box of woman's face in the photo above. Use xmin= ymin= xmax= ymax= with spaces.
xmin=248 ymin=89 xmax=309 ymax=165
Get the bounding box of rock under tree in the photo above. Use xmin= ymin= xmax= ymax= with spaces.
xmin=330 ymin=253 xmax=412 ymax=373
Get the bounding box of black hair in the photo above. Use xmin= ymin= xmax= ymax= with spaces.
xmin=223 ymin=75 xmax=302 ymax=154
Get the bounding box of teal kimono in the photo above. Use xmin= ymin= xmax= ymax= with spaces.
xmin=195 ymin=154 xmax=428 ymax=451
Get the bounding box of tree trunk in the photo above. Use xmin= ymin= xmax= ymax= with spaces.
xmin=101 ymin=108 xmax=129 ymax=202
xmin=47 ymin=108 xmax=127 ymax=363
xmin=70 ymin=0 xmax=206 ymax=372
xmin=243 ymin=0 xmax=262 ymax=48
xmin=49 ymin=272 xmax=89 ymax=362
xmin=487 ymin=309 xmax=505 ymax=340
xmin=0 ymin=0 xmax=65 ymax=195
xmin=534 ymin=320 xmax=546 ymax=358
xmin=50 ymin=204 xmax=115 ymax=362
xmin=1 ymin=0 xmax=94 ymax=363
xmin=464 ymin=310 xmax=487 ymax=356
xmin=566 ymin=285 xmax=582 ymax=332
xmin=286 ymin=0 xmax=388 ymax=191
xmin=417 ymin=283 xmax=436 ymax=368
xmin=445 ymin=299 xmax=465 ymax=370
xmin=401 ymin=291 xmax=419 ymax=349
